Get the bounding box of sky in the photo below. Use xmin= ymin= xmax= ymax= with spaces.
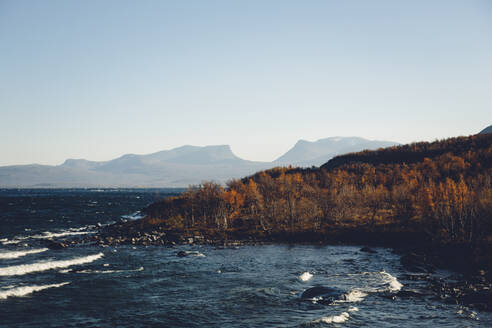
xmin=0 ymin=0 xmax=491 ymax=166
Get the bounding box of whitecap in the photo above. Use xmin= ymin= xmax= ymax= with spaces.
xmin=299 ymin=271 xmax=313 ymax=281
xmin=66 ymin=226 xmax=90 ymax=232
xmin=348 ymin=306 xmax=359 ymax=312
xmin=339 ymin=289 xmax=367 ymax=303
xmin=1 ymin=238 xmax=23 ymax=245
xmin=1 ymin=227 xmax=94 ymax=245
xmin=121 ymin=212 xmax=143 ymax=221
xmin=0 ymin=282 xmax=70 ymax=299
xmin=0 ymin=253 xmax=104 ymax=276
xmin=355 ymin=271 xmax=403 ymax=293
xmin=314 ymin=312 xmax=350 ymax=324
xmin=184 ymin=251 xmax=205 ymax=257
xmin=61 ymin=266 xmax=143 ymax=274
xmin=0 ymin=248 xmax=48 ymax=260
xmin=380 ymin=271 xmax=403 ymax=292
xmin=31 ymin=230 xmax=93 ymax=239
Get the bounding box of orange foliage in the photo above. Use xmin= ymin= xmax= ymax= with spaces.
xmin=144 ymin=134 xmax=492 ymax=244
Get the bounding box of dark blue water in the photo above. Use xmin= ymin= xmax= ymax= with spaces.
xmin=0 ymin=189 xmax=490 ymax=327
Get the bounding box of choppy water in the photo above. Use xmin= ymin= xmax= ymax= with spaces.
xmin=0 ymin=189 xmax=491 ymax=327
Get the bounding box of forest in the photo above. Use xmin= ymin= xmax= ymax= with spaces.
xmin=143 ymin=134 xmax=492 ymax=247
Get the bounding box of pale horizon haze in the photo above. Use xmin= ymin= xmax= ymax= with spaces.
xmin=1 ymin=0 xmax=491 ymax=166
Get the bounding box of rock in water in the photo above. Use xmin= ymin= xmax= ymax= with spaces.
xmin=44 ymin=239 xmax=68 ymax=250
xmin=301 ymin=286 xmax=343 ymax=303
xmin=177 ymin=250 xmax=205 ymax=257
xmin=400 ymin=252 xmax=435 ymax=273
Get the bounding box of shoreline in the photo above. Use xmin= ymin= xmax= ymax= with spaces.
xmin=44 ymin=218 xmax=491 ymax=312
xmin=86 ymin=219 xmax=492 ymax=276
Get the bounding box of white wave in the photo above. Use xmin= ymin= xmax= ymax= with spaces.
xmin=0 ymin=248 xmax=48 ymax=260
xmin=0 ymin=253 xmax=104 ymax=276
xmin=1 ymin=238 xmax=23 ymax=245
xmin=122 ymin=211 xmax=143 ymax=221
xmin=60 ymin=266 xmax=143 ymax=274
xmin=66 ymin=226 xmax=90 ymax=232
xmin=299 ymin=272 xmax=313 ymax=281
xmin=31 ymin=230 xmax=93 ymax=239
xmin=380 ymin=271 xmax=403 ymax=292
xmin=184 ymin=251 xmax=205 ymax=257
xmin=1 ymin=227 xmax=93 ymax=245
xmin=0 ymin=282 xmax=70 ymax=299
xmin=314 ymin=312 xmax=350 ymax=324
xmin=348 ymin=306 xmax=359 ymax=312
xmin=355 ymin=271 xmax=403 ymax=293
xmin=340 ymin=289 xmax=368 ymax=303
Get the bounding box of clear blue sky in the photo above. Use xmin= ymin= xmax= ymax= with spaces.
xmin=1 ymin=0 xmax=491 ymax=165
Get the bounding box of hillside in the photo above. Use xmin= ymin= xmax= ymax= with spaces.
xmin=142 ymin=133 xmax=492 ymax=250
xmin=321 ymin=134 xmax=491 ymax=170
xmin=480 ymin=125 xmax=492 ymax=134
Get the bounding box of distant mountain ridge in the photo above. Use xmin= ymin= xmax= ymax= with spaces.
xmin=0 ymin=136 xmax=398 ymax=187
xmin=275 ymin=137 xmax=399 ymax=167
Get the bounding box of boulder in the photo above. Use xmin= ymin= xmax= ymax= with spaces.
xmin=400 ymin=252 xmax=435 ymax=273
xmin=301 ymin=286 xmax=343 ymax=304
xmin=44 ymin=239 xmax=68 ymax=250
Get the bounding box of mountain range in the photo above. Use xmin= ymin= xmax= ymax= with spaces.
xmin=1 ymin=137 xmax=400 ymax=187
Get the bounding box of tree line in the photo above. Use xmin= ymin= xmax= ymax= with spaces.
xmin=143 ymin=134 xmax=492 ymax=245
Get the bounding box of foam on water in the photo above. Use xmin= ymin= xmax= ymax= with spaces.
xmin=1 ymin=226 xmax=94 ymax=245
xmin=0 ymin=282 xmax=70 ymax=299
xmin=31 ymin=230 xmax=93 ymax=239
xmin=314 ymin=312 xmax=350 ymax=324
xmin=380 ymin=271 xmax=403 ymax=292
xmin=354 ymin=271 xmax=403 ymax=293
xmin=0 ymin=253 xmax=104 ymax=276
xmin=0 ymin=248 xmax=49 ymax=260
xmin=348 ymin=306 xmax=359 ymax=312
xmin=1 ymin=238 xmax=25 ymax=245
xmin=62 ymin=266 xmax=144 ymax=274
xmin=121 ymin=211 xmax=143 ymax=221
xmin=340 ymin=289 xmax=368 ymax=303
xmin=184 ymin=251 xmax=205 ymax=257
xmin=299 ymin=271 xmax=313 ymax=281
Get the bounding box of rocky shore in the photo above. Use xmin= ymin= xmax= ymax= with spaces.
xmin=398 ymin=252 xmax=492 ymax=312
xmin=47 ymin=218 xmax=492 ymax=312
